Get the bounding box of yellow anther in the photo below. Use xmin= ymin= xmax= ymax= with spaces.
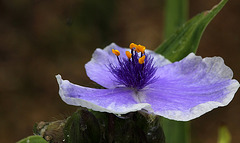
xmin=112 ymin=49 xmax=120 ymax=56
xmin=129 ymin=43 xmax=138 ymax=49
xmin=136 ymin=44 xmax=146 ymax=53
xmin=125 ymin=51 xmax=132 ymax=59
xmin=138 ymin=55 xmax=146 ymax=64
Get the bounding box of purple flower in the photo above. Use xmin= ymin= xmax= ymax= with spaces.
xmin=56 ymin=43 xmax=239 ymax=121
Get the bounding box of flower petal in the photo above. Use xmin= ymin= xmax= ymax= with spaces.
xmin=56 ymin=74 xmax=152 ymax=114
xmin=85 ymin=43 xmax=126 ymax=88
xmin=146 ymin=49 xmax=171 ymax=67
xmin=143 ymin=53 xmax=239 ymax=121
xmin=85 ymin=43 xmax=171 ymax=88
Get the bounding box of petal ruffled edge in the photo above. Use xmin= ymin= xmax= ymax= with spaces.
xmin=56 ymin=74 xmax=152 ymax=114
xmin=153 ymin=80 xmax=239 ymax=121
xmin=144 ymin=53 xmax=239 ymax=121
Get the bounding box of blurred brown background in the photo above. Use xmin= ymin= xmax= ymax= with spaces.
xmin=0 ymin=0 xmax=239 ymax=142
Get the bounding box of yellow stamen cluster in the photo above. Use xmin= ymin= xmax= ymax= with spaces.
xmin=138 ymin=55 xmax=145 ymax=64
xmin=129 ymin=43 xmax=138 ymax=49
xmin=112 ymin=43 xmax=146 ymax=64
xmin=129 ymin=43 xmax=146 ymax=64
xmin=129 ymin=43 xmax=146 ymax=53
xmin=112 ymin=49 xmax=120 ymax=56
xmin=136 ymin=44 xmax=145 ymax=53
xmin=125 ymin=51 xmax=132 ymax=59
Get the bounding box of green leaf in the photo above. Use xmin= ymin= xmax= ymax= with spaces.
xmin=218 ymin=126 xmax=231 ymax=143
xmin=17 ymin=135 xmax=48 ymax=143
xmin=156 ymin=0 xmax=228 ymax=62
xmin=164 ymin=0 xmax=188 ymax=38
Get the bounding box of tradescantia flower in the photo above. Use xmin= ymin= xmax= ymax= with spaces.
xmin=56 ymin=43 xmax=239 ymax=121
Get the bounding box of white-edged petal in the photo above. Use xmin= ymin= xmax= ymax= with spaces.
xmin=142 ymin=53 xmax=239 ymax=121
xmin=56 ymin=74 xmax=152 ymax=114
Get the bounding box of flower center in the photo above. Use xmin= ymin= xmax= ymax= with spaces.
xmin=109 ymin=43 xmax=158 ymax=90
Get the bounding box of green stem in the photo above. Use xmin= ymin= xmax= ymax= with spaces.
xmin=162 ymin=0 xmax=190 ymax=143
xmin=164 ymin=0 xmax=188 ymax=38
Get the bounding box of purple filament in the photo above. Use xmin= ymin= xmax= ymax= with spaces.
xmin=109 ymin=50 xmax=158 ymax=90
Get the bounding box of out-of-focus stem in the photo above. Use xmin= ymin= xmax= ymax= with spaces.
xmin=162 ymin=0 xmax=190 ymax=143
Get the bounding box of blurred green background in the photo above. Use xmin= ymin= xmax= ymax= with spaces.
xmin=0 ymin=0 xmax=240 ymax=142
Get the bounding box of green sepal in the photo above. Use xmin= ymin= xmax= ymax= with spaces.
xmin=64 ymin=108 xmax=101 ymax=143
xmin=155 ymin=0 xmax=228 ymax=62
xmin=89 ymin=110 xmax=165 ymax=143
xmin=103 ymin=112 xmax=165 ymax=143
